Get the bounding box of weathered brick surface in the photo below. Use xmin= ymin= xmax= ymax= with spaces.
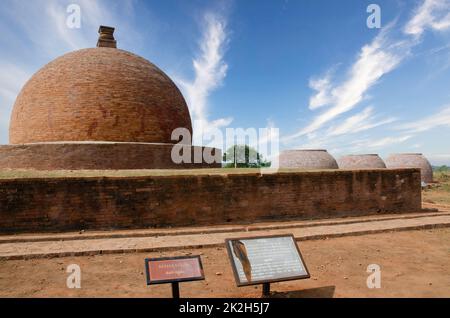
xmin=386 ymin=153 xmax=433 ymax=183
xmin=338 ymin=154 xmax=386 ymax=169
xmin=279 ymin=150 xmax=339 ymax=169
xmin=0 ymin=143 xmax=221 ymax=170
xmin=9 ymin=48 xmax=192 ymax=144
xmin=0 ymin=169 xmax=421 ymax=234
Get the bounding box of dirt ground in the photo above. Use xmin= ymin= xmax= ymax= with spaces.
xmin=423 ymin=171 xmax=450 ymax=205
xmin=0 ymin=228 xmax=449 ymax=298
xmin=423 ymin=183 xmax=450 ymax=206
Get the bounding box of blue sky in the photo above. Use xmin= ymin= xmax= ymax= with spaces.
xmin=1 ymin=0 xmax=450 ymax=164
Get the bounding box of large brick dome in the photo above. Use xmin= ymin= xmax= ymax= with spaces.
xmin=385 ymin=153 xmax=433 ymax=183
xmin=9 ymin=47 xmax=192 ymax=144
xmin=0 ymin=26 xmax=220 ymax=171
xmin=337 ymin=154 xmax=386 ymax=169
xmin=279 ymin=149 xmax=338 ymax=169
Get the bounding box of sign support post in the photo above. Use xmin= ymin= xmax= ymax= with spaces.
xmin=172 ymin=282 xmax=180 ymax=298
xmin=145 ymin=256 xmax=205 ymax=298
xmin=262 ymin=283 xmax=270 ymax=297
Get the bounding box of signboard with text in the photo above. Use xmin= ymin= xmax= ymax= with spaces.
xmin=145 ymin=255 xmax=205 ymax=285
xmin=225 ymin=234 xmax=310 ymax=286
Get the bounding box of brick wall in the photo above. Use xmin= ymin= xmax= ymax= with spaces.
xmin=0 ymin=169 xmax=422 ymax=234
xmin=0 ymin=143 xmax=221 ymax=170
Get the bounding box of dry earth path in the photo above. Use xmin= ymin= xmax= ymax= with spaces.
xmin=1 ymin=209 xmax=449 ymax=260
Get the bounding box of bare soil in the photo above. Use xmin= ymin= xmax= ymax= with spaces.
xmin=423 ymin=184 xmax=450 ymax=205
xmin=1 ymin=228 xmax=449 ymax=298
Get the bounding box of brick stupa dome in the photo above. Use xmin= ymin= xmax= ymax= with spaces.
xmin=9 ymin=46 xmax=192 ymax=144
xmin=0 ymin=26 xmax=220 ymax=170
xmin=385 ymin=153 xmax=433 ymax=183
xmin=279 ymin=149 xmax=338 ymax=169
xmin=337 ymin=154 xmax=386 ymax=169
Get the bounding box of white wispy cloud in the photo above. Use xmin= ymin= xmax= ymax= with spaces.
xmin=0 ymin=63 xmax=30 ymax=103
xmin=5 ymin=0 xmax=106 ymax=56
xmin=284 ymin=23 xmax=407 ymax=142
xmin=308 ymin=72 xmax=333 ymax=110
xmin=398 ymin=104 xmax=450 ymax=133
xmin=175 ymin=13 xmax=233 ymax=146
xmin=326 ymin=106 xmax=396 ymax=137
xmin=368 ymin=135 xmax=413 ymax=148
xmin=284 ymin=0 xmax=450 ymax=152
xmin=404 ymin=0 xmax=450 ymax=36
xmin=1 ymin=0 xmax=139 ymax=64
xmin=0 ymin=63 xmax=31 ymax=130
xmin=286 ymin=106 xmax=396 ymax=153
xmin=334 ymin=135 xmax=413 ymax=154
xmin=325 ymin=103 xmax=450 ymax=155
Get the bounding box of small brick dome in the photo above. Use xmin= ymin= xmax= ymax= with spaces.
xmin=279 ymin=149 xmax=338 ymax=169
xmin=385 ymin=153 xmax=433 ymax=183
xmin=338 ymin=154 xmax=386 ymax=169
xmin=9 ymin=47 xmax=192 ymax=144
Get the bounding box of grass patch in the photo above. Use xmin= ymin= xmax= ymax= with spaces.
xmin=434 ymin=171 xmax=450 ymax=183
xmin=423 ymin=171 xmax=450 ymax=205
xmin=0 ymin=168 xmax=341 ymax=180
xmin=0 ymin=167 xmax=414 ymax=180
xmin=0 ymin=168 xmax=264 ymax=179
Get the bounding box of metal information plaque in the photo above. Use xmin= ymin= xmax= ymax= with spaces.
xmin=145 ymin=255 xmax=205 ymax=285
xmin=225 ymin=234 xmax=310 ymax=287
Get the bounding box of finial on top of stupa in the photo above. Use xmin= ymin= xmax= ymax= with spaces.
xmin=97 ymin=26 xmax=116 ymax=48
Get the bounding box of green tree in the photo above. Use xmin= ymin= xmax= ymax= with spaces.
xmin=223 ymin=145 xmax=271 ymax=168
xmin=436 ymin=165 xmax=449 ymax=172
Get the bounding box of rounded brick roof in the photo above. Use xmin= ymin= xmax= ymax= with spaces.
xmin=279 ymin=149 xmax=338 ymax=169
xmin=9 ymin=48 xmax=192 ymax=144
xmin=385 ymin=153 xmax=433 ymax=183
xmin=338 ymin=154 xmax=386 ymax=169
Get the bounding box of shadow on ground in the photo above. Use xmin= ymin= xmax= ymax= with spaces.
xmin=269 ymin=286 xmax=336 ymax=298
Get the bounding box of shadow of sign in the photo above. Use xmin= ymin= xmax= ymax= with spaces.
xmin=270 ymin=285 xmax=336 ymax=298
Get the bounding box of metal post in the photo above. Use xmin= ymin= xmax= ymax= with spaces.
xmin=172 ymin=282 xmax=180 ymax=298
xmin=234 ymin=145 xmax=237 ymax=168
xmin=262 ymin=283 xmax=270 ymax=297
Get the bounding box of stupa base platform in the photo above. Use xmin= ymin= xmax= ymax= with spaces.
xmin=0 ymin=168 xmax=421 ymax=234
xmin=0 ymin=142 xmax=221 ymax=170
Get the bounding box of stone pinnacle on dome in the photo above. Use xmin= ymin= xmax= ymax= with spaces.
xmin=97 ymin=25 xmax=117 ymax=48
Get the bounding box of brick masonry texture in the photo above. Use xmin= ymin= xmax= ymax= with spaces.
xmin=0 ymin=143 xmax=221 ymax=170
xmin=338 ymin=154 xmax=387 ymax=169
xmin=9 ymin=48 xmax=192 ymax=144
xmin=0 ymin=168 xmax=422 ymax=234
xmin=385 ymin=153 xmax=433 ymax=183
xmin=279 ymin=150 xmax=339 ymax=169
